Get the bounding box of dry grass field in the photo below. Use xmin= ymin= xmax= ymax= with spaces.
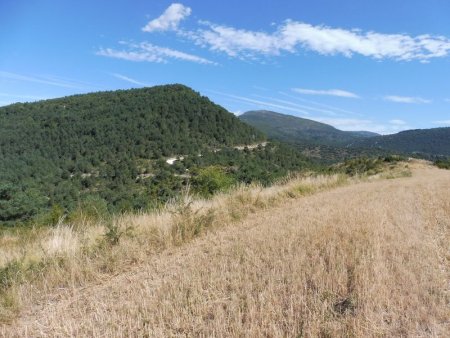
xmin=1 ymin=161 xmax=449 ymax=337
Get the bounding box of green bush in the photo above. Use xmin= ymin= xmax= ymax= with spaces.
xmin=0 ymin=184 xmax=46 ymax=225
xmin=69 ymin=195 xmax=109 ymax=222
xmin=191 ymin=166 xmax=236 ymax=197
xmin=434 ymin=159 xmax=450 ymax=169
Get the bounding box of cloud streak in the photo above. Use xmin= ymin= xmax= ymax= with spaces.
xmin=111 ymin=73 xmax=151 ymax=86
xmin=389 ymin=119 xmax=407 ymax=125
xmin=0 ymin=71 xmax=90 ymax=89
xmin=142 ymin=3 xmax=191 ymax=32
xmin=210 ymin=90 xmax=311 ymax=116
xmin=253 ymin=94 xmax=339 ymax=116
xmin=433 ymin=120 xmax=450 ymax=125
xmin=384 ymin=95 xmax=431 ymax=104
xmin=292 ymin=87 xmax=359 ymax=98
xmin=279 ymin=91 xmax=362 ymax=116
xmin=97 ymin=42 xmax=215 ymax=65
xmin=0 ymin=92 xmax=47 ymax=101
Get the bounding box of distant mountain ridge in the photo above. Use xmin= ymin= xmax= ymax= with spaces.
xmin=347 ymin=130 xmax=380 ymax=138
xmin=239 ymin=110 xmax=450 ymax=158
xmin=239 ymin=110 xmax=379 ymax=146
xmin=351 ymin=127 xmax=450 ymax=157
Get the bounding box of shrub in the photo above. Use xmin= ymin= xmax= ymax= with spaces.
xmin=170 ymin=201 xmax=216 ymax=245
xmin=102 ymin=221 xmax=134 ymax=246
xmin=191 ymin=166 xmax=236 ymax=197
xmin=434 ymin=159 xmax=450 ymax=169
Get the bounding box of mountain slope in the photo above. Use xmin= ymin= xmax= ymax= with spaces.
xmin=239 ymin=110 xmax=378 ymax=146
xmin=240 ymin=110 xmax=450 ymax=160
xmin=0 ymin=85 xmax=263 ymax=165
xmin=0 ymin=86 xmax=311 ymax=224
xmin=239 ymin=110 xmax=387 ymax=163
xmin=351 ymin=127 xmax=450 ymax=157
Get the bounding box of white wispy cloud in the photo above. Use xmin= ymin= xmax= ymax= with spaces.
xmin=316 ymin=117 xmax=410 ymax=134
xmin=209 ymin=90 xmax=311 ymax=116
xmin=253 ymin=94 xmax=338 ymax=116
xmin=97 ymin=42 xmax=215 ymax=65
xmin=292 ymin=87 xmax=359 ymax=98
xmin=433 ymin=120 xmax=450 ymax=125
xmin=142 ymin=3 xmax=191 ymax=32
xmin=0 ymin=71 xmax=90 ymax=89
xmin=191 ymin=23 xmax=280 ymax=58
xmin=280 ymin=91 xmax=362 ymax=116
xmin=0 ymin=92 xmax=51 ymax=106
xmin=389 ymin=119 xmax=407 ymax=125
xmin=445 ymin=98 xmax=450 ymax=103
xmin=189 ymin=20 xmax=450 ymax=61
xmin=316 ymin=117 xmax=373 ymax=130
xmin=0 ymin=92 xmax=47 ymax=101
xmin=101 ymin=3 xmax=450 ymax=69
xmin=111 ymin=73 xmax=151 ymax=86
xmin=384 ymin=95 xmax=431 ymax=104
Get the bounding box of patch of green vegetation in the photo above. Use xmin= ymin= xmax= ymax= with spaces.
xmin=191 ymin=166 xmax=236 ymax=197
xmin=434 ymin=158 xmax=450 ymax=169
xmin=354 ymin=128 xmax=450 ymax=156
xmin=331 ymin=155 xmax=407 ymax=176
xmin=102 ymin=221 xmax=134 ymax=246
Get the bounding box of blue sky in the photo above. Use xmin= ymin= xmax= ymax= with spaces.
xmin=1 ymin=0 xmax=450 ymax=134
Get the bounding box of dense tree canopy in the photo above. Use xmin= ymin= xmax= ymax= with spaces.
xmin=0 ymin=85 xmax=312 ymax=225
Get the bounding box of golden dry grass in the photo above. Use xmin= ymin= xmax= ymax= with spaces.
xmin=0 ymin=171 xmax=353 ymax=323
xmin=1 ymin=161 xmax=449 ymax=337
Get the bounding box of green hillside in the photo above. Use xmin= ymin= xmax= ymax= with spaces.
xmin=240 ymin=110 xmax=450 ymax=162
xmin=351 ymin=128 xmax=450 ymax=157
xmin=239 ymin=110 xmax=386 ymax=163
xmin=239 ymin=110 xmax=378 ymax=146
xmin=0 ymin=85 xmax=311 ymax=225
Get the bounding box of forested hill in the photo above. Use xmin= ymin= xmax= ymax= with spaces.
xmin=0 ymin=85 xmax=311 ymax=225
xmin=239 ymin=110 xmax=378 ymax=146
xmin=1 ymin=85 xmax=263 ymax=161
xmin=350 ymin=127 xmax=450 ymax=157
xmin=239 ymin=110 xmax=450 ymax=162
xmin=239 ymin=110 xmax=386 ymax=163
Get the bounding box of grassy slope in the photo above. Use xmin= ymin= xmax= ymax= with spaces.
xmin=1 ymin=161 xmax=449 ymax=336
